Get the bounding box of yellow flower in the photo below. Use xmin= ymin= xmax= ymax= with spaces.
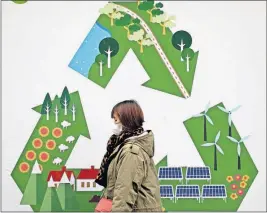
xmin=226 ymin=176 xmax=234 ymax=183
xmin=242 ymin=175 xmax=250 ymax=182
xmin=240 ymin=181 xmax=247 ymax=189
xmin=230 ymin=193 xmax=238 ymax=200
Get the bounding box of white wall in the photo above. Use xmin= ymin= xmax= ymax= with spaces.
xmin=2 ymin=1 xmax=266 ymax=211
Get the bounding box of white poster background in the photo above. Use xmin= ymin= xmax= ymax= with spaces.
xmin=2 ymin=1 xmax=266 ymax=211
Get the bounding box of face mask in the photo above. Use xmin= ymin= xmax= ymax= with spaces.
xmin=112 ymin=122 xmax=123 ymax=135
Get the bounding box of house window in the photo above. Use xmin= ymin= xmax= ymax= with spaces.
xmin=93 ymin=182 xmax=96 ymax=188
xmin=87 ymin=182 xmax=90 ymax=187
xmin=54 ymin=183 xmax=58 ymax=187
xmin=81 ymin=182 xmax=85 ymax=188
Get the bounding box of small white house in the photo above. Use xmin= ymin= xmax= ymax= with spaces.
xmin=76 ymin=166 xmax=104 ymax=192
xmin=47 ymin=166 xmax=75 ymax=190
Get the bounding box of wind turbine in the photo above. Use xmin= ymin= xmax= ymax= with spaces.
xmin=202 ymin=131 xmax=224 ymax=171
xmin=193 ymin=101 xmax=214 ymax=142
xmin=218 ymin=105 xmax=241 ymax=136
xmin=227 ymin=135 xmax=250 ymax=170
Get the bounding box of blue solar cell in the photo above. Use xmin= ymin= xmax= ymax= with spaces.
xmin=160 ymin=186 xmax=174 ymax=198
xmin=202 ymin=185 xmax=226 ymax=197
xmin=158 ymin=167 xmax=182 ymax=179
xmin=176 ymin=185 xmax=200 ymax=198
xmin=186 ymin=167 xmax=211 ymax=179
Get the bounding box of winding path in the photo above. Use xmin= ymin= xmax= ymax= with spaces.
xmin=116 ymin=4 xmax=190 ymax=98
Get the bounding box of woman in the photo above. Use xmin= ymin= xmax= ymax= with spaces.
xmin=95 ymin=100 xmax=163 ymax=212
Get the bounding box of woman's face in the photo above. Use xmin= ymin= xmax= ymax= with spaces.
xmin=113 ymin=113 xmax=121 ymax=124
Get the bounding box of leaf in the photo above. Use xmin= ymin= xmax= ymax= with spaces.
xmin=206 ymin=115 xmax=214 ymax=125
xmin=227 ymin=136 xmax=239 ymax=143
xmin=201 ymin=143 xmax=215 ymax=147
xmin=237 ymin=144 xmax=241 ymax=156
xmin=216 ymin=144 xmax=224 ymax=155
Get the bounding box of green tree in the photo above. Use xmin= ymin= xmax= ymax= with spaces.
xmin=181 ymin=48 xmax=195 ymax=72
xmin=60 ymin=86 xmax=70 ymax=115
xmin=172 ymin=30 xmax=192 ymax=61
xmin=99 ymin=37 xmax=119 ymax=69
xmin=20 ymin=161 xmax=45 ymax=206
xmin=95 ymin=54 xmax=108 ymax=77
xmin=57 ymin=183 xmax=79 ymax=211
xmin=40 ymin=187 xmax=62 ymax=212
xmin=41 ymin=93 xmax=52 ymax=120
xmin=138 ymin=0 xmax=155 ymax=21
xmin=115 ymin=14 xmax=132 ymax=36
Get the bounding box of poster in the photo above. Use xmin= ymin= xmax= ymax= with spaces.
xmin=2 ymin=1 xmax=266 ymax=212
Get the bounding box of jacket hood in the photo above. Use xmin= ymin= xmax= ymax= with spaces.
xmin=126 ymin=130 xmax=154 ymax=157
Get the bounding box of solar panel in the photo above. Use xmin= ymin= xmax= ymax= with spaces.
xmin=158 ymin=167 xmax=183 ymax=182
xmin=201 ymin=185 xmax=227 ymax=203
xmin=185 ymin=167 xmax=211 ymax=184
xmin=175 ymin=185 xmax=200 ymax=203
xmin=160 ymin=185 xmax=175 ymax=202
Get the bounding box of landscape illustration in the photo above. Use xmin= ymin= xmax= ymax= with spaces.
xmin=11 ymin=1 xmax=258 ymax=212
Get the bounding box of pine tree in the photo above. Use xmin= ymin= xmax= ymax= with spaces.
xmin=40 ymin=187 xmax=62 ymax=212
xmin=57 ymin=183 xmax=79 ymax=211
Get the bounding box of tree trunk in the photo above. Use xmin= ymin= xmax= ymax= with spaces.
xmin=46 ymin=111 xmax=49 ymax=121
xmin=140 ymin=43 xmax=143 ymax=53
xmin=73 ymin=112 xmax=75 ymax=121
xmin=124 ymin=26 xmax=130 ymax=37
xmin=107 ymin=53 xmax=111 ymax=68
xmin=186 ymin=57 xmax=190 ymax=72
xmin=238 ymin=155 xmax=241 ymax=170
xmin=111 ymin=17 xmax=114 ymax=26
xmin=180 ymin=42 xmax=184 ymax=61
xmin=204 ymin=116 xmax=207 ymax=142
xmin=147 ymin=11 xmax=152 ymax=22
xmin=64 ymin=105 xmax=67 ymax=115
xmin=100 ymin=62 xmax=103 ymax=76
xmin=137 ymin=0 xmax=140 ymax=6
xmin=55 ymin=113 xmax=58 ymax=123
xmin=229 ymin=125 xmax=232 ymax=137
xmin=162 ymin=26 xmax=166 ymax=35
xmin=214 ymin=145 xmax=217 ymax=171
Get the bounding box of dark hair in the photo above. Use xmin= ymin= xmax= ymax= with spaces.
xmin=111 ymin=100 xmax=145 ymax=131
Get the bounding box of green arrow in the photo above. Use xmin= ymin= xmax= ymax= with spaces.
xmin=70 ymin=2 xmax=198 ymax=98
xmin=11 ymin=89 xmax=90 ymax=212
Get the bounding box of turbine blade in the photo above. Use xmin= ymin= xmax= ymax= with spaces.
xmin=228 ymin=114 xmax=232 ymax=126
xmin=201 ymin=143 xmax=215 ymax=147
xmin=206 ymin=115 xmax=214 ymax=125
xmin=227 ymin=136 xmax=239 ymax=143
xmin=217 ymin=106 xmax=228 ymax=113
xmin=231 ymin=105 xmax=241 ymax=113
xmin=216 ymin=144 xmax=224 ymax=155
xmin=205 ymin=101 xmax=210 ymax=113
xmin=237 ymin=143 xmax=241 ymax=156
xmin=193 ymin=113 xmax=204 ymax=118
xmin=215 ymin=131 xmax=221 ymax=143
xmin=240 ymin=135 xmax=250 ymax=143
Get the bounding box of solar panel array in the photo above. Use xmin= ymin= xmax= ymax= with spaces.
xmin=160 ymin=184 xmax=227 ymax=203
xmin=186 ymin=167 xmax=211 ymax=179
xmin=158 ymin=167 xmax=183 ymax=180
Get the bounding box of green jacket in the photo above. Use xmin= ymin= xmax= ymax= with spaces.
xmin=102 ymin=130 xmax=163 ymax=212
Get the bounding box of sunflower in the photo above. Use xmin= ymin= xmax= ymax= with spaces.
xmin=226 ymin=176 xmax=234 ymax=183
xmin=240 ymin=181 xmax=247 ymax=189
xmin=230 ymin=193 xmax=238 ymax=200
xmin=242 ymin=175 xmax=250 ymax=182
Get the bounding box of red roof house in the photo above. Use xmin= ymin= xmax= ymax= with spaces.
xmin=47 ymin=166 xmax=76 ymax=188
xmin=76 ymin=166 xmax=103 ymax=191
xmin=77 ymin=166 xmax=99 ymax=180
